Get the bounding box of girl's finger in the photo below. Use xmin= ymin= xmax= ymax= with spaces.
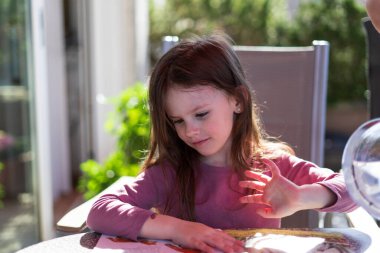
xmin=239 ymin=193 xmax=266 ymax=204
xmin=195 ymin=241 xmax=214 ymax=253
xmin=244 ymin=170 xmax=270 ymax=183
xmin=261 ymin=158 xmax=281 ymax=177
xmin=239 ymin=180 xmax=266 ymax=191
xmin=256 ymin=207 xmax=275 ymax=218
xmin=205 ymin=232 xmax=243 ymax=253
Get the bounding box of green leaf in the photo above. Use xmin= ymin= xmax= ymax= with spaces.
xmin=78 ymin=83 xmax=150 ymax=200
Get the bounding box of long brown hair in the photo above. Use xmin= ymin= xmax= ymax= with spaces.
xmin=143 ymin=34 xmax=292 ymax=220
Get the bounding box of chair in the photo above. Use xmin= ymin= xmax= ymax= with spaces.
xmin=234 ymin=41 xmax=329 ymax=228
xmin=362 ymin=17 xmax=380 ymax=118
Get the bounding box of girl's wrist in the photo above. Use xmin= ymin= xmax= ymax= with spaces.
xmin=298 ymin=184 xmax=337 ymax=210
xmin=140 ymin=213 xmax=183 ymax=240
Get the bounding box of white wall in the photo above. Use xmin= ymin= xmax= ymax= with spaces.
xmin=29 ymin=0 xmax=149 ymax=239
xmin=31 ymin=0 xmax=70 ymax=240
xmin=89 ymin=0 xmax=149 ymax=162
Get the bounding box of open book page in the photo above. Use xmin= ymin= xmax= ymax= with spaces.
xmin=226 ymin=228 xmax=366 ymax=253
xmin=93 ymin=228 xmax=368 ymax=253
xmin=93 ymin=235 xmax=200 ymax=253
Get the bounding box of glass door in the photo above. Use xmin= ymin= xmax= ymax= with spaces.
xmin=0 ymin=0 xmax=39 ymax=252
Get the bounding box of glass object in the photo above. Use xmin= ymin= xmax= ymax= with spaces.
xmin=0 ymin=0 xmax=39 ymax=252
xmin=342 ymin=118 xmax=380 ymax=219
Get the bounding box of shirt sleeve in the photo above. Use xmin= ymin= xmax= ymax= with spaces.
xmin=275 ymin=154 xmax=358 ymax=213
xmin=86 ymin=165 xmax=174 ymax=240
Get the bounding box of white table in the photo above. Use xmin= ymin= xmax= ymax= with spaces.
xmin=17 ymin=227 xmax=380 ymax=253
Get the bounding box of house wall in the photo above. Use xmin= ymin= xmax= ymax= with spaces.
xmin=88 ymin=0 xmax=149 ymax=163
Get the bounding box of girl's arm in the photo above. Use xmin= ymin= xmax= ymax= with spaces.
xmin=87 ymin=167 xmax=168 ymax=240
xmin=87 ymin=166 xmax=243 ymax=253
xmin=239 ymin=158 xmax=356 ymax=218
xmin=87 ymin=193 xmax=156 ymax=239
xmin=140 ymin=214 xmax=244 ymax=253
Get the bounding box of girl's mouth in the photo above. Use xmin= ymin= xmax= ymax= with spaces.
xmin=192 ymin=138 xmax=209 ymax=147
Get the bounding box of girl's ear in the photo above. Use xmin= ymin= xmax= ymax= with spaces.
xmin=234 ymin=100 xmax=242 ymax=114
xmin=233 ymin=85 xmax=246 ymax=114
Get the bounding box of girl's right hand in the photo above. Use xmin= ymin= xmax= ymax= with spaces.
xmin=171 ymin=220 xmax=244 ymax=253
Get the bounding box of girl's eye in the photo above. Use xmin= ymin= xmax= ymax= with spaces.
xmin=196 ymin=111 xmax=209 ymax=118
xmin=172 ymin=119 xmax=183 ymax=125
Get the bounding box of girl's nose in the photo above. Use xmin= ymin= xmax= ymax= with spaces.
xmin=185 ymin=122 xmax=199 ymax=138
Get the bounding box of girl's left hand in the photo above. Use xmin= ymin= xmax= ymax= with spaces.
xmin=239 ymin=158 xmax=303 ymax=218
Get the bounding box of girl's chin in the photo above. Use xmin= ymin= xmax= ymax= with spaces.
xmin=197 ymin=150 xmax=220 ymax=159
xmin=194 ymin=149 xmax=212 ymax=157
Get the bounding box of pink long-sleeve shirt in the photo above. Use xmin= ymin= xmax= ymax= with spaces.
xmin=86 ymin=154 xmax=357 ymax=240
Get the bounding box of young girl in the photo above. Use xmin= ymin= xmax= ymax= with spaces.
xmin=87 ymin=34 xmax=357 ymax=253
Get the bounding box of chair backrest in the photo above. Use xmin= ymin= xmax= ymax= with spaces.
xmin=363 ymin=17 xmax=380 ymax=119
xmin=234 ymin=41 xmax=330 ymax=228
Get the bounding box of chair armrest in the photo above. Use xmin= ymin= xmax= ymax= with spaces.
xmin=56 ymin=176 xmax=135 ymax=233
xmin=345 ymin=207 xmax=380 ymax=232
xmin=323 ymin=207 xmax=379 ymax=232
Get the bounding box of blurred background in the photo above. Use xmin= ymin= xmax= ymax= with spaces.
xmin=0 ymin=0 xmax=372 ymax=252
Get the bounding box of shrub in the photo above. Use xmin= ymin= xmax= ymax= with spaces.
xmin=78 ymin=82 xmax=150 ymax=199
xmin=149 ymin=0 xmax=287 ymax=61
xmin=272 ymin=0 xmax=367 ymax=105
xmin=150 ymin=0 xmax=368 ymax=105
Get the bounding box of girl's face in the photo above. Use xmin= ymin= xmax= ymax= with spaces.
xmin=165 ymin=85 xmax=239 ymax=167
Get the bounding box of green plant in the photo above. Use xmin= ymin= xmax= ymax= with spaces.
xmin=78 ymin=82 xmax=150 ymax=200
xmin=150 ymin=0 xmax=367 ymax=105
xmin=149 ymin=0 xmax=287 ymax=62
xmin=272 ymin=0 xmax=367 ymax=105
xmin=0 ymin=130 xmax=15 ymax=207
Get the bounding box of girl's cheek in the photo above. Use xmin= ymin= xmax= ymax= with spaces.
xmin=176 ymin=129 xmax=186 ymax=141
